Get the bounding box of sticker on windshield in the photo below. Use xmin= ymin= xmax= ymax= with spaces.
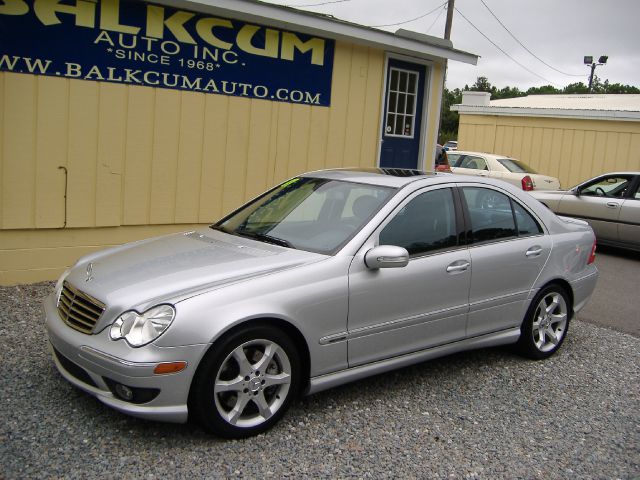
xmin=281 ymin=178 xmax=301 ymax=188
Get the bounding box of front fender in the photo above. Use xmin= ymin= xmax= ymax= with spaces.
xmin=155 ymin=256 xmax=352 ymax=377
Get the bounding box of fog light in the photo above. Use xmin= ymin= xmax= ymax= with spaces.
xmin=114 ymin=383 xmax=134 ymax=401
xmin=103 ymin=378 xmax=161 ymax=404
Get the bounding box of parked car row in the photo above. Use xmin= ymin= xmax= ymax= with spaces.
xmin=434 ymin=147 xmax=638 ymax=251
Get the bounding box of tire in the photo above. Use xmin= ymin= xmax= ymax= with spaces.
xmin=516 ymin=285 xmax=571 ymax=360
xmin=190 ymin=325 xmax=301 ymax=438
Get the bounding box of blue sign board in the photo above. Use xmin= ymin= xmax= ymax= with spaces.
xmin=0 ymin=0 xmax=335 ymax=106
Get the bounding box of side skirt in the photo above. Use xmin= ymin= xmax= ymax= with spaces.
xmin=305 ymin=327 xmax=520 ymax=395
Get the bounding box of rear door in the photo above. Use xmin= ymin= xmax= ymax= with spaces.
xmin=459 ymin=185 xmax=552 ymax=337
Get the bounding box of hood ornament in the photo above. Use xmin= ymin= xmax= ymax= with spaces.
xmin=86 ymin=263 xmax=94 ymax=282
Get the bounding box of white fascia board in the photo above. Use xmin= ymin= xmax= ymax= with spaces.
xmin=150 ymin=0 xmax=478 ymax=65
xmin=451 ymin=105 xmax=640 ymax=122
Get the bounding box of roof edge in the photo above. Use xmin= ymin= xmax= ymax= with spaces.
xmin=451 ymin=105 xmax=640 ymax=122
xmin=149 ymin=0 xmax=478 ymax=65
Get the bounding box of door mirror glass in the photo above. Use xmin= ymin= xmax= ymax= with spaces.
xmin=365 ymin=245 xmax=409 ymax=269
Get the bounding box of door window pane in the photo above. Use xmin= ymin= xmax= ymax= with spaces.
xmin=380 ymin=188 xmax=458 ymax=256
xmin=458 ymin=155 xmax=487 ymax=170
xmin=581 ymin=176 xmax=632 ymax=198
xmin=462 ymin=188 xmax=517 ymax=243
xmin=512 ymin=201 xmax=543 ymax=236
xmin=385 ymin=67 xmax=419 ymax=138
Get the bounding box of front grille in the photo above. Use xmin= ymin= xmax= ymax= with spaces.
xmin=57 ymin=281 xmax=105 ymax=334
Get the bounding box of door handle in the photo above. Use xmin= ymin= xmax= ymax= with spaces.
xmin=446 ymin=261 xmax=470 ymax=273
xmin=606 ymin=202 xmax=619 ymax=209
xmin=525 ymin=246 xmax=543 ymax=258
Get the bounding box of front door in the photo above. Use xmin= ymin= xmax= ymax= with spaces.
xmin=347 ymin=186 xmax=470 ymax=367
xmin=379 ymin=58 xmax=427 ymax=170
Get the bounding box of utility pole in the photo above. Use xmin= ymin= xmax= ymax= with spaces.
xmin=444 ymin=0 xmax=455 ymax=40
xmin=437 ymin=0 xmax=455 ymax=148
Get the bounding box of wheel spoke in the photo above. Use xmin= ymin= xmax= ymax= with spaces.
xmin=536 ymin=328 xmax=546 ymax=348
xmin=263 ymin=372 xmax=291 ymax=388
xmin=231 ymin=346 xmax=254 ymax=377
xmin=551 ymin=312 xmax=567 ymax=324
xmin=253 ymin=391 xmax=273 ymax=420
xmin=215 ymin=376 xmax=244 ymax=393
xmin=546 ymin=326 xmax=559 ymax=345
xmin=226 ymin=394 xmax=251 ymax=425
xmin=253 ymin=342 xmax=279 ymax=372
xmin=545 ymin=295 xmax=559 ymax=315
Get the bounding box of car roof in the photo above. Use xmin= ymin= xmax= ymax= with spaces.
xmin=300 ymin=167 xmax=520 ymax=189
xmin=301 ymin=168 xmax=438 ymax=187
xmin=448 ymin=151 xmax=513 ymax=160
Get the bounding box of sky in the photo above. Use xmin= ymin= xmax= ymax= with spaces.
xmin=262 ymin=0 xmax=640 ymax=91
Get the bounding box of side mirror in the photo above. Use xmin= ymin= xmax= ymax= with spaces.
xmin=574 ymin=188 xmax=581 ymax=196
xmin=364 ymin=245 xmax=409 ymax=269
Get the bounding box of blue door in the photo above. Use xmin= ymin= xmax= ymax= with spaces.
xmin=379 ymin=59 xmax=427 ymax=169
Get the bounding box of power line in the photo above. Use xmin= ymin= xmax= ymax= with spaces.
xmin=369 ymin=1 xmax=447 ymax=28
xmin=426 ymin=4 xmax=446 ymax=34
xmin=455 ymin=6 xmax=558 ymax=86
xmin=284 ymin=0 xmax=351 ymax=7
xmin=479 ymin=0 xmax=583 ymax=77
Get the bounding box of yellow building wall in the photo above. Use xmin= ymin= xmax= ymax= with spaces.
xmin=0 ymin=40 xmax=393 ymax=285
xmin=458 ymin=114 xmax=640 ymax=189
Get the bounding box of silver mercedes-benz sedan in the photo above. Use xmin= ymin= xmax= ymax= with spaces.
xmin=530 ymin=172 xmax=640 ymax=251
xmin=44 ymin=169 xmax=598 ymax=438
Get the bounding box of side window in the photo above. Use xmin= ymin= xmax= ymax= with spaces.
xmin=581 ymin=176 xmax=631 ymax=198
xmin=462 ymin=187 xmax=542 ymax=243
xmin=379 ymin=188 xmax=458 ymax=256
xmin=459 ymin=156 xmax=487 ymax=171
xmin=462 ymin=188 xmax=516 ymax=242
xmin=512 ymin=201 xmax=543 ymax=236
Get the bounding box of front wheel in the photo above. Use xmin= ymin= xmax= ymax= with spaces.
xmin=516 ymin=285 xmax=571 ymax=359
xmin=190 ymin=325 xmax=300 ymax=438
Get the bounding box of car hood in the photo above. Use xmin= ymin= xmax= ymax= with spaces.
xmin=64 ymin=229 xmax=327 ymax=315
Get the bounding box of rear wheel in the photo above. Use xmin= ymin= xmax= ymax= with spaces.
xmin=516 ymin=285 xmax=571 ymax=359
xmin=190 ymin=325 xmax=300 ymax=438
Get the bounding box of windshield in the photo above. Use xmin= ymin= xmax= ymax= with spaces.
xmin=497 ymin=158 xmax=537 ymax=174
xmin=213 ymin=177 xmax=395 ymax=254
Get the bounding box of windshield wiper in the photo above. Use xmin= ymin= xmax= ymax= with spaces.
xmin=234 ymin=229 xmax=294 ymax=248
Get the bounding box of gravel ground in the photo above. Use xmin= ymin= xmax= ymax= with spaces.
xmin=1 ymin=282 xmax=638 ymax=479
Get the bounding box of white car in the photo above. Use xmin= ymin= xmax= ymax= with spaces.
xmin=443 ymin=140 xmax=458 ymax=151
xmin=448 ymin=151 xmax=560 ymax=191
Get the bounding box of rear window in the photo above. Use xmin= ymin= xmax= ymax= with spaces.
xmin=497 ymin=158 xmax=537 ymax=174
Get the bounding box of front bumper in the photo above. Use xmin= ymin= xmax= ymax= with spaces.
xmin=43 ymin=293 xmax=208 ymax=423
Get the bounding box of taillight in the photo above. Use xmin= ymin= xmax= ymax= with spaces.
xmin=521 ymin=175 xmax=534 ymax=191
xmin=587 ymin=240 xmax=597 ymax=264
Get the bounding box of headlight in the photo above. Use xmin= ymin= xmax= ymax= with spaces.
xmin=110 ymin=305 xmax=176 ymax=347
